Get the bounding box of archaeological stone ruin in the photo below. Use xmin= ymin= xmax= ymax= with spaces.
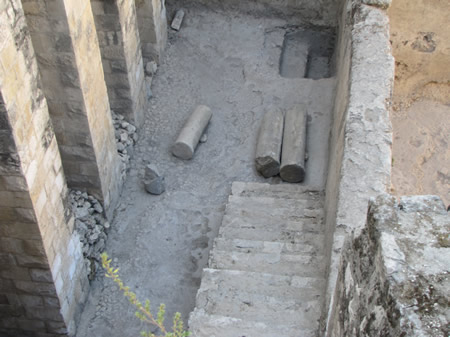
xmin=0 ymin=0 xmax=448 ymax=336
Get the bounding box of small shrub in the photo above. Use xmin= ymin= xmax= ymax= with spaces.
xmin=101 ymin=253 xmax=191 ymax=337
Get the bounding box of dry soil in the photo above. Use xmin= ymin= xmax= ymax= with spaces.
xmin=388 ymin=0 xmax=450 ymax=207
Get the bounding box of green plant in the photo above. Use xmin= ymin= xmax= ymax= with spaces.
xmin=101 ymin=253 xmax=190 ymax=337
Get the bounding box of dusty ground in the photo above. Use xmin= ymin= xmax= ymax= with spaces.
xmin=76 ymin=6 xmax=335 ymax=336
xmin=388 ymin=0 xmax=450 ymax=207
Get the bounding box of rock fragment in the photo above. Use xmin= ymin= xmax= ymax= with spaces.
xmin=69 ymin=190 xmax=109 ymax=279
xmin=171 ymin=9 xmax=185 ymax=31
xmin=144 ymin=165 xmax=166 ymax=195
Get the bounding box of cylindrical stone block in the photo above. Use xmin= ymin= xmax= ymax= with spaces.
xmin=255 ymin=109 xmax=284 ymax=178
xmin=280 ymin=105 xmax=307 ymax=183
xmin=172 ymin=105 xmax=212 ymax=160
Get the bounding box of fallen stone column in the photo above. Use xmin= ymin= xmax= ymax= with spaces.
xmin=280 ymin=105 xmax=307 ymax=183
xmin=172 ymin=105 xmax=212 ymax=160
xmin=255 ymin=109 xmax=284 ymax=178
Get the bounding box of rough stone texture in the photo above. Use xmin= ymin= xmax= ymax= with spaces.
xmin=189 ymin=182 xmax=327 ymax=336
xmin=255 ymin=109 xmax=284 ymax=178
xmin=361 ymin=0 xmax=392 ymax=9
xmin=111 ymin=110 xmax=138 ymax=183
xmin=323 ymin=1 xmax=395 ymax=334
xmin=143 ymin=164 xmax=165 ymax=195
xmin=23 ymin=0 xmax=122 ymax=219
xmin=135 ymin=0 xmax=168 ymax=63
xmin=69 ymin=190 xmax=110 ymax=279
xmin=0 ymin=1 xmax=88 ymax=334
xmin=167 ymin=0 xmax=341 ymax=27
xmin=328 ymin=194 xmax=449 ymax=337
xmin=91 ymin=0 xmax=148 ymax=125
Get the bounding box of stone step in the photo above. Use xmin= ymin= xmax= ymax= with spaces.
xmin=209 ymin=249 xmax=325 ymax=277
xmin=227 ymin=195 xmax=323 ymax=213
xmin=213 ymin=235 xmax=324 ymax=255
xmin=225 ymin=202 xmax=325 ymax=223
xmin=232 ymin=181 xmax=323 ymax=200
xmin=196 ymin=284 xmax=321 ymax=327
xmin=221 ymin=213 xmax=325 ymax=233
xmin=199 ymin=268 xmax=325 ymax=303
xmin=189 ymin=309 xmax=318 ymax=337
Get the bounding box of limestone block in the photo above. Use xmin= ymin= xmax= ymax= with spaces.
xmin=255 ymin=109 xmax=284 ymax=178
xmin=171 ymin=9 xmax=185 ymax=31
xmin=172 ymin=105 xmax=212 ymax=160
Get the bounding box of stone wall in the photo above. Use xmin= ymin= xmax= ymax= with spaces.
xmin=23 ymin=0 xmax=122 ymax=218
xmin=91 ymin=0 xmax=147 ymax=125
xmin=167 ymin=0 xmax=341 ymax=26
xmin=135 ymin=0 xmax=167 ymax=63
xmin=323 ymin=0 xmax=395 ymax=333
xmin=328 ymin=194 xmax=449 ymax=337
xmin=0 ymin=1 xmax=88 ymax=335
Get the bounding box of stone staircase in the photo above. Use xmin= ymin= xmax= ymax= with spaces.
xmin=189 ymin=182 xmax=327 ymax=337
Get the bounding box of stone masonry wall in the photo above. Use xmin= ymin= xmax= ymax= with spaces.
xmin=0 ymin=1 xmax=88 ymax=335
xmin=22 ymin=0 xmax=105 ymax=200
xmin=323 ymin=0 xmax=395 ymax=333
xmin=167 ymin=0 xmax=340 ymax=26
xmin=135 ymin=0 xmax=167 ymax=63
xmin=328 ymin=194 xmax=449 ymax=337
xmin=91 ymin=0 xmax=147 ymax=125
xmin=63 ymin=0 xmax=122 ymax=219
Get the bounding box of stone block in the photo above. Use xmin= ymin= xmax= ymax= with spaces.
xmin=16 ymin=319 xmax=46 ymax=331
xmin=24 ymin=307 xmax=63 ymax=321
xmin=0 ymin=237 xmax=24 ymax=254
xmin=14 ymin=281 xmax=57 ymax=297
xmin=19 ymin=294 xmax=44 ymax=308
xmin=22 ymin=240 xmax=46 ymax=257
xmin=29 ymin=269 xmax=53 ymax=283
xmin=15 ymin=254 xmax=49 ymax=269
xmin=1 ymin=267 xmax=31 ymax=281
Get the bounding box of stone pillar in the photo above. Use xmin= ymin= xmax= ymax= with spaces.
xmin=0 ymin=2 xmax=88 ymax=335
xmin=91 ymin=0 xmax=148 ymax=125
xmin=135 ymin=0 xmax=168 ymax=63
xmin=22 ymin=0 xmax=122 ymax=218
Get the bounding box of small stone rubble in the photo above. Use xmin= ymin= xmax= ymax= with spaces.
xmin=69 ymin=190 xmax=110 ymax=279
xmin=111 ymin=110 xmax=138 ymax=167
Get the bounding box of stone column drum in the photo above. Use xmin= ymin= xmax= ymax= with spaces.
xmin=280 ymin=105 xmax=308 ymax=183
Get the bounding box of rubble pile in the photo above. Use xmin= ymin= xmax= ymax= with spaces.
xmin=69 ymin=190 xmax=110 ymax=279
xmin=111 ymin=110 xmax=138 ymax=166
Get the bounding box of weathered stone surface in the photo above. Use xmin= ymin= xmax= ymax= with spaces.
xmin=255 ymin=109 xmax=284 ymax=178
xmin=144 ymin=165 xmax=165 ymax=195
xmin=324 ymin=2 xmax=395 ymax=332
xmin=361 ymin=0 xmax=392 ymax=9
xmin=190 ymin=182 xmax=326 ymax=336
xmin=69 ymin=190 xmax=108 ymax=278
xmin=171 ymin=9 xmax=185 ymax=31
xmin=172 ymin=105 xmax=212 ymax=160
xmin=328 ymin=194 xmax=450 ymax=337
xmin=145 ymin=61 xmax=158 ymax=76
xmin=280 ymin=105 xmax=307 ymax=183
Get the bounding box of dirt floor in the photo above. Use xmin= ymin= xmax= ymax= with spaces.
xmin=75 ymin=5 xmax=335 ymax=336
xmin=388 ymin=0 xmax=450 ymax=207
